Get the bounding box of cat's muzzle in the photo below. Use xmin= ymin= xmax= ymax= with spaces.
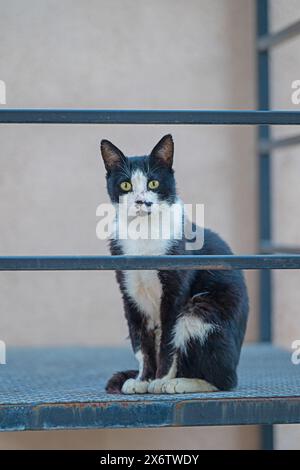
xmin=135 ymin=200 xmax=153 ymax=215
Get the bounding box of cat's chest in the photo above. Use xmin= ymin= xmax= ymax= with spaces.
xmin=124 ymin=270 xmax=162 ymax=328
xmin=120 ymin=237 xmax=169 ymax=328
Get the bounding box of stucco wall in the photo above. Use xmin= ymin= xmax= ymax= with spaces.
xmin=0 ymin=0 xmax=260 ymax=449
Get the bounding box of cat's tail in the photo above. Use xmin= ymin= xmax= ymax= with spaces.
xmin=105 ymin=370 xmax=138 ymax=394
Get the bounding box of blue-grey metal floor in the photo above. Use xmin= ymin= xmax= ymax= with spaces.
xmin=0 ymin=344 xmax=299 ymax=431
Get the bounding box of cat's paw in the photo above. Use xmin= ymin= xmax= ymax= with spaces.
xmin=147 ymin=378 xmax=169 ymax=394
xmin=121 ymin=378 xmax=149 ymax=394
xmin=161 ymin=378 xmax=218 ymax=394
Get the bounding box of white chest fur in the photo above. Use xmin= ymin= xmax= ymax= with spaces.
xmin=121 ymin=237 xmax=169 ymax=329
xmin=124 ymin=269 xmax=162 ymax=329
xmin=113 ymin=193 xmax=184 ymax=330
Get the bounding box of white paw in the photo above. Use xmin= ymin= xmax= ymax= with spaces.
xmin=162 ymin=379 xmax=179 ymax=394
xmin=161 ymin=378 xmax=218 ymax=394
xmin=147 ymin=378 xmax=169 ymax=394
xmin=121 ymin=378 xmax=149 ymax=394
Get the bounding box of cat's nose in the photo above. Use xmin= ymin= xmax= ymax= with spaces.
xmin=136 ymin=200 xmax=152 ymax=207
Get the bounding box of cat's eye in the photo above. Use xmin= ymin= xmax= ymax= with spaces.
xmin=148 ymin=180 xmax=160 ymax=190
xmin=120 ymin=181 xmax=132 ymax=192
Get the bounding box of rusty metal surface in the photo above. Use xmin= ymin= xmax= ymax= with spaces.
xmin=0 ymin=344 xmax=299 ymax=431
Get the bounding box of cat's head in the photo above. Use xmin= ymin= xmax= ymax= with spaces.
xmin=100 ymin=134 xmax=177 ymax=214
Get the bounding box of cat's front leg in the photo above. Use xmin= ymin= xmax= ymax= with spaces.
xmin=122 ymin=300 xmax=157 ymax=394
xmin=147 ymin=355 xmax=178 ymax=393
xmin=147 ymin=296 xmax=178 ymax=394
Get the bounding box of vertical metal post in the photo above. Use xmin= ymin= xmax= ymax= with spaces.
xmin=257 ymin=0 xmax=273 ymax=450
xmin=258 ymin=0 xmax=272 ymax=343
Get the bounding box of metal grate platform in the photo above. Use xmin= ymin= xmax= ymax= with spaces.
xmin=0 ymin=344 xmax=299 ymax=431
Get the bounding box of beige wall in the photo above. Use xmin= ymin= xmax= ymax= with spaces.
xmin=0 ymin=0 xmax=262 ymax=449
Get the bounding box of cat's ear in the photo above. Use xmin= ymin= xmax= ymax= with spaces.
xmin=150 ymin=134 xmax=174 ymax=169
xmin=100 ymin=140 xmax=126 ymax=172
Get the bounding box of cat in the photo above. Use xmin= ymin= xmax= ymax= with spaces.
xmin=100 ymin=134 xmax=248 ymax=394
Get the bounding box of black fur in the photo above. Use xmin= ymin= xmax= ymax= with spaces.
xmin=106 ymin=370 xmax=138 ymax=394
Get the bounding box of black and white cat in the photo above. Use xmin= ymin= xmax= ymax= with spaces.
xmin=100 ymin=134 xmax=248 ymax=394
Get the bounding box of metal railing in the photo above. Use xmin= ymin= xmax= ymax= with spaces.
xmin=256 ymin=0 xmax=300 ymax=449
xmin=0 ymin=254 xmax=300 ymax=271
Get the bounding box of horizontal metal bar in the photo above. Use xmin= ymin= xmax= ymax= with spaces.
xmin=260 ymin=242 xmax=300 ymax=254
xmin=1 ymin=255 xmax=300 ymax=271
xmin=259 ymin=134 xmax=300 ymax=153
xmin=1 ymin=109 xmax=300 ymax=125
xmin=258 ymin=19 xmax=300 ymax=50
